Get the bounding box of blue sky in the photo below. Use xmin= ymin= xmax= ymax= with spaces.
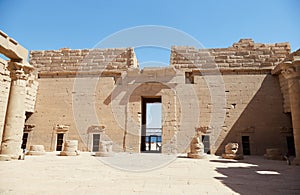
xmin=147 ymin=103 xmax=162 ymax=128
xmin=0 ymin=0 xmax=299 ymax=65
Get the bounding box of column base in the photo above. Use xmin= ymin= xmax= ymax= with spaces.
xmin=0 ymin=154 xmax=12 ymax=161
xmin=292 ymin=157 xmax=300 ymax=165
xmin=95 ymin=152 xmax=114 ymax=157
xmin=0 ymin=153 xmax=24 ymax=161
xmin=187 ymin=152 xmax=206 ymax=159
xmin=0 ymin=147 xmax=23 ymax=160
xmin=60 ymin=151 xmax=79 ymax=156
xmin=222 ymin=153 xmax=244 ymax=160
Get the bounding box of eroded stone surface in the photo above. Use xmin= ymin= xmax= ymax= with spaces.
xmin=95 ymin=141 xmax=114 ymax=157
xmin=28 ymin=145 xmax=46 ymax=155
xmin=222 ymin=143 xmax=243 ymax=160
xmin=272 ymin=49 xmax=300 ymax=165
xmin=264 ymin=148 xmax=283 ymax=160
xmin=187 ymin=128 xmax=206 ymax=159
xmin=60 ymin=140 xmax=80 ymax=156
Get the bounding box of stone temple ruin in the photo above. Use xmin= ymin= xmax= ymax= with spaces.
xmin=0 ymin=30 xmax=300 ymax=164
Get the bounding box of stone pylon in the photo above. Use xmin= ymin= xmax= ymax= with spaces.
xmin=0 ymin=61 xmax=33 ymax=160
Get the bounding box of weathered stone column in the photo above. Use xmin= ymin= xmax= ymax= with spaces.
xmin=287 ymin=73 xmax=300 ymax=165
xmin=0 ymin=61 xmax=32 ymax=160
xmin=277 ymin=55 xmax=300 ymax=165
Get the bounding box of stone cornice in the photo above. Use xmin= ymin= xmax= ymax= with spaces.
xmin=8 ymin=61 xmax=34 ymax=80
xmin=272 ymin=51 xmax=300 ymax=79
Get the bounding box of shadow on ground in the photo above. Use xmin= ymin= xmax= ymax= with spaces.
xmin=210 ymin=159 xmax=240 ymax=163
xmin=212 ymin=156 xmax=300 ymax=195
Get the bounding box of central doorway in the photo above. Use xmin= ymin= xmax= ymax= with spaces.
xmin=141 ymin=97 xmax=162 ymax=153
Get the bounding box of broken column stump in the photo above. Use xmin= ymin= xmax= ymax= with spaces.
xmin=95 ymin=141 xmax=114 ymax=157
xmin=222 ymin=143 xmax=243 ymax=160
xmin=60 ymin=140 xmax=80 ymax=156
xmin=187 ymin=128 xmax=206 ymax=159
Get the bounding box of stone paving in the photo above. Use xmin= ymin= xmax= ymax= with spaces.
xmin=0 ymin=152 xmax=299 ymax=194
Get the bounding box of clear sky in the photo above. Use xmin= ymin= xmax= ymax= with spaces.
xmin=147 ymin=103 xmax=162 ymax=128
xmin=0 ymin=0 xmax=299 ymax=65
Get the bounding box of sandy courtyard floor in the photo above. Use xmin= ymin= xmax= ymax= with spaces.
xmin=0 ymin=152 xmax=300 ymax=195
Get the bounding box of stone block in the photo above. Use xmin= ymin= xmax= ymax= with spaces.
xmin=264 ymin=148 xmax=283 ymax=160
xmin=95 ymin=141 xmax=114 ymax=157
xmin=28 ymin=145 xmax=46 ymax=155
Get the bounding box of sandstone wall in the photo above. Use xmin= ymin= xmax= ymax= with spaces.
xmin=28 ymin=48 xmax=138 ymax=151
xmin=171 ymin=39 xmax=290 ymax=70
xmin=29 ymin=39 xmax=293 ymax=155
xmin=30 ymin=48 xmax=138 ymax=76
xmin=191 ymin=74 xmax=292 ymax=155
xmin=171 ymin=39 xmax=292 ymax=155
xmin=25 ymin=77 xmax=125 ymax=151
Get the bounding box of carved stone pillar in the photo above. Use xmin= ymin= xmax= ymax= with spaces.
xmin=287 ymin=76 xmax=300 ymax=164
xmin=0 ymin=61 xmax=33 ymax=160
xmin=280 ymin=57 xmax=300 ymax=165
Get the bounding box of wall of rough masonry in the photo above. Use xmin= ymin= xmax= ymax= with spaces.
xmin=216 ymin=74 xmax=290 ymax=155
xmin=28 ymin=48 xmax=138 ymax=151
xmin=30 ymin=47 xmax=138 ymax=75
xmin=0 ymin=58 xmax=11 ymax=144
xmin=171 ymin=39 xmax=290 ymax=69
xmin=171 ymin=39 xmax=292 ymax=155
xmin=190 ymin=74 xmax=292 ymax=155
xmin=26 ymin=77 xmax=122 ymax=151
xmin=28 ymin=39 xmax=293 ymax=155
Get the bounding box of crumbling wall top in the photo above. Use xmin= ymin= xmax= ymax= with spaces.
xmin=171 ymin=39 xmax=290 ymax=72
xmin=30 ymin=47 xmax=138 ymax=77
